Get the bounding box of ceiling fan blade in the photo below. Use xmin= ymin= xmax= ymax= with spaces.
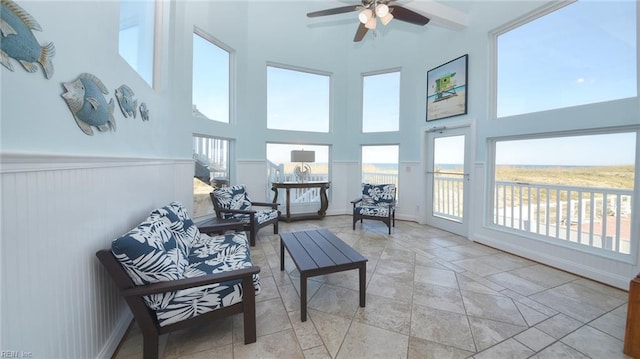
xmin=307 ymin=5 xmax=359 ymax=18
xmin=389 ymin=5 xmax=430 ymax=26
xmin=354 ymin=23 xmax=368 ymax=42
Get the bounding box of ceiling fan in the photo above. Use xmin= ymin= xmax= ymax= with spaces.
xmin=307 ymin=0 xmax=430 ymax=42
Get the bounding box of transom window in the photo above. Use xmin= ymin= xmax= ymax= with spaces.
xmin=119 ymin=0 xmax=156 ymax=87
xmin=495 ymin=0 xmax=637 ymax=118
xmin=362 ymin=71 xmax=400 ymax=133
xmin=267 ymin=65 xmax=330 ymax=133
xmin=192 ymin=30 xmax=230 ymax=123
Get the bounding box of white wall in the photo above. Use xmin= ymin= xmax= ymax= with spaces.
xmin=1 ymin=0 xmax=638 ymax=357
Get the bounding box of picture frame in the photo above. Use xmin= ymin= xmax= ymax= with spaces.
xmin=426 ymin=54 xmax=468 ymax=121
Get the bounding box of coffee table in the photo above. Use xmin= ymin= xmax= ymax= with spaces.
xmin=280 ymin=229 xmax=368 ymax=322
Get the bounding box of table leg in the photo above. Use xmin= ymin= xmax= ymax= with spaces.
xmin=285 ymin=188 xmax=291 ymax=222
xmin=359 ymin=264 xmax=366 ymax=307
xmin=280 ymin=240 xmax=285 ymax=271
xmin=301 ymin=273 xmax=308 ymax=322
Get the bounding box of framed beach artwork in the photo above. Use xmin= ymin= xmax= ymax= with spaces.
xmin=426 ymin=54 xmax=468 ymax=121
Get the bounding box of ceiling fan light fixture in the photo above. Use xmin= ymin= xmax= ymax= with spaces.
xmin=375 ymin=3 xmax=389 ymax=17
xmin=358 ymin=9 xmax=372 ymax=24
xmin=365 ymin=15 xmax=377 ymax=29
xmin=380 ymin=12 xmax=393 ymax=26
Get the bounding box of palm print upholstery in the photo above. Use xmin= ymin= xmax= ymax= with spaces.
xmin=212 ymin=185 xmax=278 ymax=224
xmin=111 ymin=201 xmax=260 ymax=327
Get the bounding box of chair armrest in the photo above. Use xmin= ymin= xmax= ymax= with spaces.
xmin=121 ymin=266 xmax=261 ymax=298
xmin=199 ymin=222 xmax=245 ymax=235
xmin=251 ymin=201 xmax=279 ymax=210
xmin=217 ymin=208 xmax=257 ymax=215
xmin=351 ymin=198 xmax=363 ymax=205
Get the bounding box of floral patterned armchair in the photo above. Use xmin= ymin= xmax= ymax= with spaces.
xmin=210 ymin=184 xmax=279 ymax=246
xmin=351 ymin=183 xmax=396 ymax=234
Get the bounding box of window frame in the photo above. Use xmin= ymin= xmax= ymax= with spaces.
xmin=266 ymin=63 xmax=332 ymax=133
xmin=361 ymin=68 xmax=401 ymax=133
xmin=192 ymin=27 xmax=234 ymax=124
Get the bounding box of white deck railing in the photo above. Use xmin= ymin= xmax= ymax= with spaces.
xmin=433 ymin=177 xmax=633 ymax=255
xmin=494 ymin=181 xmax=633 ymax=254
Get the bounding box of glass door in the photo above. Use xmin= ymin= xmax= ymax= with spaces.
xmin=425 ymin=126 xmax=471 ymax=236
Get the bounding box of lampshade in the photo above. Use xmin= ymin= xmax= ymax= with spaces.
xmin=380 ymin=12 xmax=393 ymax=26
xmin=375 ymin=3 xmax=389 ymax=17
xmin=291 ymin=150 xmax=315 ymax=163
xmin=358 ymin=9 xmax=372 ymax=24
xmin=365 ymin=15 xmax=377 ymax=29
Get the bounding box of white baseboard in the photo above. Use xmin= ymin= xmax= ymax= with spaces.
xmin=95 ymin=308 xmax=133 ymax=358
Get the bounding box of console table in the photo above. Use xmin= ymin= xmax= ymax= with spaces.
xmin=271 ymin=181 xmax=330 ymax=222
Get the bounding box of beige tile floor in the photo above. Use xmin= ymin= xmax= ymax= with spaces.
xmin=115 ymin=216 xmax=632 ymax=358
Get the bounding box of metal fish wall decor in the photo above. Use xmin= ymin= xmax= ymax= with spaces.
xmin=0 ymin=0 xmax=55 ymax=79
xmin=139 ymin=102 xmax=150 ymax=122
xmin=61 ymin=73 xmax=116 ymax=136
xmin=114 ymin=84 xmax=137 ymax=119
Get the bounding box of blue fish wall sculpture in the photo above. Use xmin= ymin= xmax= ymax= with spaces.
xmin=0 ymin=0 xmax=55 ymax=79
xmin=61 ymin=73 xmax=116 ymax=136
xmin=115 ymin=84 xmax=138 ymax=119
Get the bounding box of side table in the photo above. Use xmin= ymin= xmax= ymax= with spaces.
xmin=195 ymin=216 xmax=244 ymax=235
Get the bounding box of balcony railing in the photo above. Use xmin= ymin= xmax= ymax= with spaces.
xmin=433 ymin=176 xmax=633 ymax=255
xmin=494 ymin=181 xmax=633 ymax=255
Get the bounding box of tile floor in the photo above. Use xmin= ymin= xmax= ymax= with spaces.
xmin=114 ymin=216 xmax=632 ymax=358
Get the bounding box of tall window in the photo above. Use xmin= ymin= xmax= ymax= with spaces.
xmin=492 ymin=132 xmax=636 ymax=257
xmin=192 ymin=31 xmax=230 ymax=123
xmin=193 ymin=136 xmax=231 ymax=218
xmin=267 ymin=65 xmax=330 ymax=132
xmin=361 ymin=145 xmax=399 ymax=195
xmin=119 ymin=0 xmax=156 ymax=87
xmin=496 ymin=1 xmax=637 ymax=118
xmin=362 ymin=71 xmax=400 ymax=132
xmin=266 ymin=143 xmax=330 ymax=202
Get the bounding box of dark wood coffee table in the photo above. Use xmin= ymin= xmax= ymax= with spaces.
xmin=280 ymin=229 xmax=368 ymax=322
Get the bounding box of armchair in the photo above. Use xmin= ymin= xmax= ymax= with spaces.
xmin=351 ymin=183 xmax=396 ymax=234
xmin=96 ymin=202 xmax=260 ymax=359
xmin=210 ymin=184 xmax=279 ymax=246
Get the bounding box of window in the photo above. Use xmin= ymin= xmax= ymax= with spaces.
xmin=266 ymin=143 xmax=330 ymax=202
xmin=119 ymin=0 xmax=156 ymax=87
xmin=193 ymin=136 xmax=231 ymax=218
xmin=267 ymin=66 xmax=330 ymax=132
xmin=361 ymin=145 xmax=399 ymax=196
xmin=496 ymin=1 xmax=637 ymax=118
xmin=362 ymin=71 xmax=400 ymax=132
xmin=192 ymin=30 xmax=230 ymax=123
xmin=492 ymin=132 xmax=636 ymax=257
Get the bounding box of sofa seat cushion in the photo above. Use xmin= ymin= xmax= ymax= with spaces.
xmin=111 ymin=217 xmax=181 ymax=310
xmin=354 ymin=205 xmax=391 ymax=218
xmin=154 ymin=231 xmax=261 ymax=327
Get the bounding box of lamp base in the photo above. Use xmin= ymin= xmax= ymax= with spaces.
xmin=294 ymin=163 xmax=311 ymax=182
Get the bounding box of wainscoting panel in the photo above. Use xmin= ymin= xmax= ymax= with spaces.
xmin=0 ymin=153 xmax=193 ymax=358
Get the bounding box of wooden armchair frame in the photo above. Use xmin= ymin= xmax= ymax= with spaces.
xmin=209 ymin=192 xmax=279 ymax=246
xmin=351 ymin=188 xmax=396 ymax=235
xmin=96 ymin=249 xmax=260 ymax=359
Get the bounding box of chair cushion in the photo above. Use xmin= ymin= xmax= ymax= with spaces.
xmin=212 ymin=185 xmax=252 ymax=212
xmin=111 ymin=217 xmax=181 ymax=310
xmin=148 ymin=201 xmax=198 ymax=274
xmin=361 ymin=183 xmax=395 ymax=206
xmin=155 ymin=231 xmax=260 ymax=327
xmin=355 ymin=205 xmax=391 ymax=217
